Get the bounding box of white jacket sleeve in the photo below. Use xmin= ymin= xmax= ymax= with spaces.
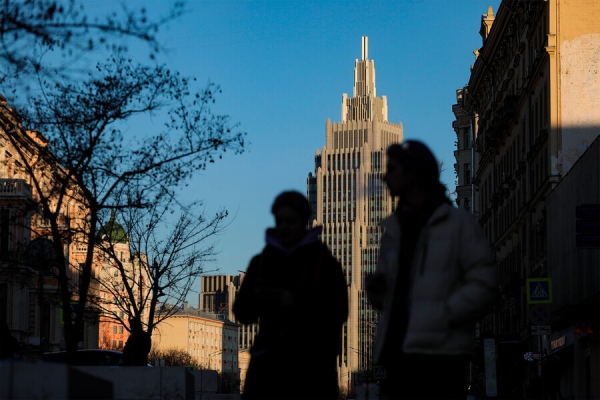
xmin=446 ymin=214 xmax=498 ymax=327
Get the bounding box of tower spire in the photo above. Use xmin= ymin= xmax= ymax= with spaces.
xmin=342 ymin=36 xmax=388 ymax=122
xmin=362 ymin=36 xmax=368 ymax=60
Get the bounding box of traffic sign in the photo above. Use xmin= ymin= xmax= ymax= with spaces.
xmin=373 ymin=366 xmax=386 ymax=380
xmin=529 ymin=304 xmax=550 ymax=325
xmin=531 ymin=325 xmax=551 ymax=335
xmin=524 ymin=352 xmax=543 ymax=362
xmin=526 ymin=278 xmax=552 ymax=304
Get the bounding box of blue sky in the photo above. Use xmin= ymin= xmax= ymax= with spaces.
xmin=113 ymin=0 xmax=502 ymax=305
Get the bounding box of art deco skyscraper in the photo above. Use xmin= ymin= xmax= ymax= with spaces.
xmin=307 ymin=36 xmax=403 ymax=390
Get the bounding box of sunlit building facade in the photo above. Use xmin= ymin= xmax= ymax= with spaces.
xmin=0 ymin=95 xmax=98 ymax=353
xmin=307 ymin=37 xmax=403 ymax=392
xmin=153 ymin=310 xmax=239 ymax=391
xmin=95 ymin=214 xmax=150 ymax=351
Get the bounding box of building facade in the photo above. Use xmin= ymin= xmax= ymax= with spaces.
xmin=199 ymin=275 xmax=240 ymax=318
xmin=452 ymin=2 xmax=600 ymax=398
xmin=546 ymin=137 xmax=599 ymax=400
xmin=152 ymin=311 xmax=240 ymax=391
xmin=95 ymin=213 xmax=150 ymax=351
xmin=307 ymin=36 xmax=403 ymax=391
xmin=0 ymin=95 xmax=98 ymax=354
xmin=198 ymin=274 xmax=258 ymax=352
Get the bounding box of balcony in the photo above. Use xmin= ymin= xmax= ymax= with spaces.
xmin=0 ymin=179 xmax=32 ymax=199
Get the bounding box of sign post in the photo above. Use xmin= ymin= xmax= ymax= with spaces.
xmin=531 ymin=325 xmax=551 ymax=335
xmin=484 ymin=338 xmax=498 ymax=397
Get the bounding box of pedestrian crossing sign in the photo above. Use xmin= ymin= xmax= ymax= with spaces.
xmin=373 ymin=366 xmax=386 ymax=380
xmin=526 ymin=278 xmax=553 ymax=304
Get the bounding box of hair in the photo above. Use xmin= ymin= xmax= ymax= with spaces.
xmin=271 ymin=190 xmax=311 ymax=223
xmin=387 ymin=140 xmax=439 ymax=186
xmin=387 ymin=140 xmax=451 ymax=202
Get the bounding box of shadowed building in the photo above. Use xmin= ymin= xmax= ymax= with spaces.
xmin=452 ymin=3 xmax=600 ymax=398
xmin=307 ymin=36 xmax=403 ymax=392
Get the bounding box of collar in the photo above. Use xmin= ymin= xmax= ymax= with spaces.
xmin=265 ymin=225 xmax=323 ymax=254
xmin=381 ymin=203 xmax=453 ymax=232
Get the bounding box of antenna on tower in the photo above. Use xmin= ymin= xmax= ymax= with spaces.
xmin=362 ymin=36 xmax=368 ymax=60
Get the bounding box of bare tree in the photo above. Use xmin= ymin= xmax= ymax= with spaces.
xmin=90 ymin=196 xmax=228 ymax=365
xmin=2 ymin=54 xmax=246 ymax=357
xmin=0 ymin=0 xmax=184 ymax=91
xmin=148 ymin=347 xmax=201 ymax=368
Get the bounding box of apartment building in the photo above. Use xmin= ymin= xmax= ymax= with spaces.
xmin=152 ymin=310 xmax=239 ymax=390
xmin=452 ymin=2 xmax=599 ymax=398
xmin=307 ymin=36 xmax=403 ymax=392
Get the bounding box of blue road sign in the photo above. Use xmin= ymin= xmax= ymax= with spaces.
xmin=526 ymin=278 xmax=552 ymax=304
xmin=373 ymin=366 xmax=386 ymax=380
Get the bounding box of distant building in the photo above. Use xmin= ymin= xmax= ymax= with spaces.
xmin=198 ymin=274 xmax=258 ymax=351
xmin=452 ymin=2 xmax=600 ymax=398
xmin=307 ymin=36 xmax=403 ymax=392
xmin=152 ymin=309 xmax=240 ymax=391
xmin=199 ymin=275 xmax=239 ymax=317
xmin=95 ymin=213 xmax=149 ymax=351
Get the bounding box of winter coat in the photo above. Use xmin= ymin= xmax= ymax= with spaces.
xmin=369 ymin=203 xmax=497 ymax=363
xmin=234 ymin=226 xmax=348 ymax=399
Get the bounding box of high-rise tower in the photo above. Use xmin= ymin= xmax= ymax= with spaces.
xmin=307 ymin=36 xmax=403 ymax=392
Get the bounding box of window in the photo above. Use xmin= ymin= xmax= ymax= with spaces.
xmin=464 ymin=199 xmax=471 ymax=212
xmin=463 ymin=163 xmax=471 ymax=185
xmin=113 ymin=326 xmax=117 ymax=334
xmin=112 ymin=340 xmax=117 ymax=348
xmin=118 ymin=326 xmax=124 ymax=334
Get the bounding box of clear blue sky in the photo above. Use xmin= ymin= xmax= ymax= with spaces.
xmin=115 ymin=0 xmax=501 ymax=306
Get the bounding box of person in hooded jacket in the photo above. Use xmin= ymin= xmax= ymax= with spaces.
xmin=367 ymin=141 xmax=497 ymax=400
xmin=234 ymin=190 xmax=348 ymax=400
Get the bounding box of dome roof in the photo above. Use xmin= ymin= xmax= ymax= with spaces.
xmin=97 ymin=212 xmax=128 ymax=244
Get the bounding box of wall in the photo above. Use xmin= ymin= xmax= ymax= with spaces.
xmin=558 ymin=1 xmax=600 ymax=174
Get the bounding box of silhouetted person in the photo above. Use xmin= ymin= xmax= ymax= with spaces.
xmin=234 ymin=190 xmax=348 ymax=399
xmin=366 ymin=141 xmax=497 ymax=400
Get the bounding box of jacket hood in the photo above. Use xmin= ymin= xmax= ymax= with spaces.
xmin=265 ymin=225 xmax=323 ymax=254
